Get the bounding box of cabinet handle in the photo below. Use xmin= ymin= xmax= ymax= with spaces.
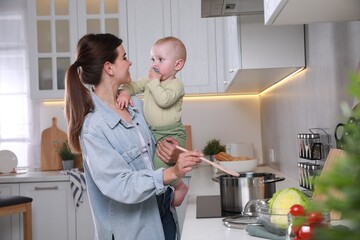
xmin=34 ymin=186 xmax=59 ymax=191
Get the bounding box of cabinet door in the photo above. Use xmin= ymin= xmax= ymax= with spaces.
xmin=170 ymin=0 xmax=219 ymax=94
xmin=222 ymin=17 xmax=241 ymax=86
xmin=27 ymin=0 xmax=78 ymax=99
xmin=125 ymin=0 xmax=171 ymax=81
xmin=28 ymin=0 xmax=124 ymax=100
xmin=77 ymin=0 xmax=123 ymax=38
xmin=0 ymin=183 xmax=20 ymax=240
xmin=76 ymin=190 xmax=95 ymax=240
xmin=20 ymin=181 xmax=76 ymax=240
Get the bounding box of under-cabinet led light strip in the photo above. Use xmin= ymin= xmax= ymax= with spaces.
xmin=259 ymin=67 xmax=306 ymax=95
xmin=43 ymin=67 xmax=306 ymax=104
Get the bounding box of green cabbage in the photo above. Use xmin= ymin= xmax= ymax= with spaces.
xmin=268 ymin=188 xmax=310 ymax=228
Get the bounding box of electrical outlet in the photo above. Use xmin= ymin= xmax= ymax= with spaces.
xmin=269 ymin=149 xmax=275 ymax=163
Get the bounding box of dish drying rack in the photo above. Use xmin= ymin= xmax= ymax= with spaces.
xmin=297 ymin=128 xmax=331 ymax=191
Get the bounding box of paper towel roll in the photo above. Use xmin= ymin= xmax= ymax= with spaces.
xmin=226 ymin=143 xmax=254 ymax=158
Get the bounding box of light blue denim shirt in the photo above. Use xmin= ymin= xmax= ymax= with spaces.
xmin=80 ymin=92 xmax=171 ymax=240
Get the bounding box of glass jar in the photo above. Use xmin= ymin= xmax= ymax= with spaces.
xmin=286 ymin=211 xmax=330 ymax=240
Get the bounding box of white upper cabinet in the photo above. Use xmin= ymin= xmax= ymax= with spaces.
xmin=28 ymin=0 xmax=124 ymax=99
xmin=170 ymin=0 xmax=221 ymax=94
xmin=125 ymin=0 xmax=172 ymax=82
xmin=221 ymin=14 xmax=305 ymax=94
xmin=124 ymin=0 xmax=222 ymax=94
xmin=264 ymin=0 xmax=360 ymax=25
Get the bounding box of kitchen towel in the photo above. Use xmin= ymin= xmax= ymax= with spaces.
xmin=246 ymin=225 xmax=286 ymax=240
xmin=60 ymin=169 xmax=86 ymax=209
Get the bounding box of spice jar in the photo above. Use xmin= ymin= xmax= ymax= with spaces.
xmin=286 ymin=211 xmax=330 ymax=240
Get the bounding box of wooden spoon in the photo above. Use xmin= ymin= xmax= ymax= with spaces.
xmin=175 ymin=146 xmax=240 ymax=177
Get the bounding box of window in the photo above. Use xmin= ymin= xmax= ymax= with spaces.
xmin=0 ymin=2 xmax=33 ymax=168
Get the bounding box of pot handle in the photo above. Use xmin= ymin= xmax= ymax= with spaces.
xmin=263 ymin=177 xmax=285 ymax=184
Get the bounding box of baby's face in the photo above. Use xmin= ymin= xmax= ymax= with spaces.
xmin=150 ymin=43 xmax=180 ymax=80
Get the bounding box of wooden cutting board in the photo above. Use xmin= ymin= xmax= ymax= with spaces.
xmin=184 ymin=125 xmax=193 ymax=150
xmin=312 ymin=148 xmax=345 ymax=220
xmin=41 ymin=117 xmax=67 ymax=171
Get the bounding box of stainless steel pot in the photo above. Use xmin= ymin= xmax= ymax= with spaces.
xmin=213 ymin=172 xmax=285 ymax=213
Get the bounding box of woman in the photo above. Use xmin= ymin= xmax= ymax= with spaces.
xmin=64 ymin=33 xmax=201 ymax=240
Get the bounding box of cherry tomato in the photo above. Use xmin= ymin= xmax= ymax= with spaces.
xmin=289 ymin=204 xmax=305 ymax=216
xmin=291 ymin=225 xmax=301 ymax=236
xmin=306 ymin=211 xmax=324 ymax=224
xmin=298 ymin=225 xmax=314 ymax=240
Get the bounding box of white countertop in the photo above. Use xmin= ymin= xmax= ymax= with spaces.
xmin=1 ymin=165 xmax=299 ymax=239
xmin=0 ymin=169 xmax=187 ymax=183
xmin=0 ymin=170 xmax=69 ymax=183
xmin=181 ymin=165 xmax=299 ymax=240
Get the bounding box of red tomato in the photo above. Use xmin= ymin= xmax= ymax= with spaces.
xmin=291 ymin=225 xmax=301 ymax=236
xmin=298 ymin=225 xmax=314 ymax=240
xmin=289 ymin=204 xmax=305 ymax=216
xmin=306 ymin=211 xmax=324 ymax=224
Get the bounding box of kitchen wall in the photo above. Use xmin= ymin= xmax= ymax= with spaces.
xmin=18 ymin=19 xmax=360 ymax=174
xmin=38 ymin=95 xmax=263 ymax=167
xmin=260 ymin=21 xmax=360 ymax=178
xmin=2 ymin=0 xmax=358 ymax=175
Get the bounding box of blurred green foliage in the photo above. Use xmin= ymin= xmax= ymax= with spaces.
xmin=312 ymin=71 xmax=360 ymax=239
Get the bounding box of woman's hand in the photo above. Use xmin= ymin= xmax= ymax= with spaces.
xmin=163 ymin=151 xmax=202 ymax=184
xmin=157 ymin=137 xmax=179 ymax=164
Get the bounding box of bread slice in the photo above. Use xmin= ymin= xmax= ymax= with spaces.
xmin=214 ymin=152 xmax=233 ymax=161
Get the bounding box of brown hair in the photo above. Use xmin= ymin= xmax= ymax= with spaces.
xmin=64 ymin=33 xmax=123 ymax=153
xmin=155 ymin=36 xmax=187 ymax=62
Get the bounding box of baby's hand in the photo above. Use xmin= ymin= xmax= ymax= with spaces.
xmin=116 ymin=90 xmax=133 ymax=109
xmin=148 ymin=67 xmax=162 ymax=80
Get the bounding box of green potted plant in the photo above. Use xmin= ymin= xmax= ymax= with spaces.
xmin=202 ymin=139 xmax=226 ymax=162
xmin=55 ymin=140 xmax=75 ymax=170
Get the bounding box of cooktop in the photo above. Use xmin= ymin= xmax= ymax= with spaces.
xmin=196 ymin=195 xmax=239 ymax=218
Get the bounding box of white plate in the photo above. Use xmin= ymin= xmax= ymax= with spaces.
xmin=0 ymin=150 xmax=18 ymax=173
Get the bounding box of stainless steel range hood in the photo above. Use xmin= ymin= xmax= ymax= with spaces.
xmin=201 ymin=0 xmax=264 ymax=18
xmin=221 ymin=15 xmax=305 ymax=94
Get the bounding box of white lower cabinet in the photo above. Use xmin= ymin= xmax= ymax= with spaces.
xmin=19 ymin=181 xmax=76 ymax=240
xmin=0 ymin=183 xmax=21 ymax=240
xmin=76 ymin=191 xmax=95 ymax=240
xmin=1 ymin=177 xmax=188 ymax=239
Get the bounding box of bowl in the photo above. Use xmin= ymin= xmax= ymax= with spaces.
xmin=216 ymin=158 xmax=258 ymax=172
xmin=257 ymin=206 xmax=288 ymax=236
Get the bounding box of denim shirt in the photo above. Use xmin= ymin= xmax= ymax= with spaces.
xmin=80 ymin=93 xmax=170 ymax=240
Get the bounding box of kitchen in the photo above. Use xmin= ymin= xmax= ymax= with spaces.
xmin=0 ymin=0 xmax=359 ymax=239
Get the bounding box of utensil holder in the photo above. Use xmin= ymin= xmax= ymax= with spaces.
xmin=296 ymin=128 xmax=331 ymax=191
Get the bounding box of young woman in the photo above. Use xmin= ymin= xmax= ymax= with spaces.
xmin=64 ymin=33 xmax=201 ymax=240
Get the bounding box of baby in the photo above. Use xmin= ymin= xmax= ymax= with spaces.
xmin=117 ymin=36 xmax=188 ymax=207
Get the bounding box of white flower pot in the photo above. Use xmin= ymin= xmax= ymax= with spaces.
xmin=62 ymin=160 xmax=74 ymax=170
